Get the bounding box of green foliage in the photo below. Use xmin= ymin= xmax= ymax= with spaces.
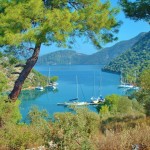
xmin=0 ymin=51 xmax=2 ymax=58
xmin=99 ymin=105 xmax=110 ymax=117
xmin=120 ymin=0 xmax=150 ymax=24
xmin=0 ymin=96 xmax=21 ymax=127
xmin=9 ymin=57 xmax=18 ymax=64
xmin=98 ymin=94 xmax=144 ymax=118
xmin=117 ymin=96 xmax=132 ymax=113
xmin=0 ymin=103 xmax=148 ymax=150
xmin=133 ymin=91 xmax=150 ymax=116
xmin=0 ymin=106 xmax=52 ymax=150
xmin=27 ymin=106 xmax=49 ymax=124
xmin=134 ymin=69 xmax=150 ymax=116
xmin=23 ymin=69 xmax=48 ymax=88
xmin=132 ymin=99 xmax=145 ymax=114
xmin=0 ymin=52 xmax=51 ymax=91
xmin=105 ymin=94 xmax=120 ymax=105
xmin=0 ymin=72 xmax=8 ymax=92
xmin=139 ymin=69 xmax=150 ymax=91
xmin=54 ymin=108 xmax=100 ymax=150
xmin=103 ymin=31 xmax=150 ymax=83
xmin=27 ymin=106 xmax=52 ymax=145
xmin=0 ymin=0 xmax=120 ymax=48
xmin=50 ymin=76 xmax=58 ymax=83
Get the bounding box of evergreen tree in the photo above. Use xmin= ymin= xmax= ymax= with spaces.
xmin=120 ymin=0 xmax=150 ymax=24
xmin=0 ymin=0 xmax=120 ymax=101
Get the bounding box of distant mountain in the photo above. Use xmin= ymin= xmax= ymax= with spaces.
xmin=37 ymin=32 xmax=146 ymax=65
xmin=102 ymin=31 xmax=150 ymax=76
xmin=38 ymin=50 xmax=88 ymax=65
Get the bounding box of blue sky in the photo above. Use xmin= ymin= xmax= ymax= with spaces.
xmin=40 ymin=0 xmax=149 ymax=56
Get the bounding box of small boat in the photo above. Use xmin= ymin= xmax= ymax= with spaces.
xmin=91 ymin=97 xmax=99 ymax=104
xmin=57 ymin=76 xmax=87 ymax=106
xmin=118 ymin=71 xmax=133 ymax=88
xmin=46 ymin=67 xmax=58 ymax=89
xmin=52 ymin=82 xmax=58 ymax=86
xmin=35 ymin=86 xmax=44 ymax=90
xmin=118 ymin=83 xmax=134 ymax=88
xmin=57 ymin=102 xmax=100 ymax=106
xmin=57 ymin=101 xmax=88 ymax=106
xmin=91 ymin=96 xmax=105 ymax=104
xmin=91 ymin=72 xmax=105 ymax=104
xmin=132 ymin=86 xmax=140 ymax=90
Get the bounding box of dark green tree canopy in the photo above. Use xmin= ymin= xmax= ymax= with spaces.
xmin=0 ymin=0 xmax=120 ymax=48
xmin=0 ymin=0 xmax=120 ymax=100
xmin=120 ymin=0 xmax=150 ymax=24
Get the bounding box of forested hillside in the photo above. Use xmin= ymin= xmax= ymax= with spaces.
xmin=0 ymin=52 xmax=48 ymax=91
xmin=103 ymin=31 xmax=150 ymax=81
xmin=37 ymin=33 xmax=145 ymax=65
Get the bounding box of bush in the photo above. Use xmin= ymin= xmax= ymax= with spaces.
xmin=0 ymin=72 xmax=8 ymax=92
xmin=50 ymin=76 xmax=58 ymax=83
xmin=98 ymin=94 xmax=144 ymax=118
xmin=0 ymin=52 xmax=2 ymax=58
xmin=0 ymin=106 xmax=52 ymax=150
xmin=9 ymin=57 xmax=18 ymax=64
xmin=0 ymin=96 xmax=21 ymax=127
xmin=54 ymin=108 xmax=100 ymax=150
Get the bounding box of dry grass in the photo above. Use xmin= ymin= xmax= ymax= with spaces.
xmin=95 ymin=117 xmax=150 ymax=150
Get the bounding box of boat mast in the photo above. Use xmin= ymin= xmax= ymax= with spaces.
xmin=94 ymin=72 xmax=96 ymax=97
xmin=99 ymin=71 xmax=102 ymax=96
xmin=76 ymin=75 xmax=78 ymax=99
xmin=48 ymin=67 xmax=51 ymax=84
xmin=120 ymin=69 xmax=124 ymax=85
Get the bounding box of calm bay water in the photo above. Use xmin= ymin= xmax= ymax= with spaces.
xmin=19 ymin=65 xmax=126 ymax=121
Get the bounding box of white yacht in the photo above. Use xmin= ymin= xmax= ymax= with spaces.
xmin=118 ymin=71 xmax=133 ymax=88
xmin=35 ymin=86 xmax=44 ymax=90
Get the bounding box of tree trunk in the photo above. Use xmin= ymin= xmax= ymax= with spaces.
xmin=9 ymin=43 xmax=41 ymax=101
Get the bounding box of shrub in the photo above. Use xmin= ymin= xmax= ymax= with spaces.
xmin=9 ymin=57 xmax=18 ymax=65
xmin=50 ymin=76 xmax=58 ymax=83
xmin=98 ymin=94 xmax=145 ymax=119
xmin=54 ymin=108 xmax=100 ymax=150
xmin=0 ymin=72 xmax=8 ymax=92
xmin=0 ymin=96 xmax=21 ymax=127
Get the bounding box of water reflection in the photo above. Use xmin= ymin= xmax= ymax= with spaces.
xmin=19 ymin=87 xmax=58 ymax=101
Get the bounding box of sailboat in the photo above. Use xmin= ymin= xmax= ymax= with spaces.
xmin=46 ymin=67 xmax=57 ymax=90
xmin=35 ymin=83 xmax=44 ymax=90
xmin=91 ymin=72 xmax=105 ymax=104
xmin=132 ymin=71 xmax=139 ymax=90
xmin=57 ymin=76 xmax=87 ymax=106
xmin=118 ymin=71 xmax=133 ymax=88
xmin=68 ymin=75 xmax=79 ymax=101
xmin=126 ymin=71 xmax=140 ymax=91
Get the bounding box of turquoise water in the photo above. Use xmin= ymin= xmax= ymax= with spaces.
xmin=19 ymin=65 xmax=126 ymax=121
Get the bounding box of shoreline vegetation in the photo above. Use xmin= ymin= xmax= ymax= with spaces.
xmin=0 ymin=96 xmax=150 ymax=149
xmin=0 ymin=52 xmax=58 ymax=94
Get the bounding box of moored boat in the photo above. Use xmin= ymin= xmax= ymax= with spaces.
xmin=35 ymin=86 xmax=44 ymax=90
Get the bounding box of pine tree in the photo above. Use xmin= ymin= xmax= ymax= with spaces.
xmin=0 ymin=0 xmax=120 ymax=101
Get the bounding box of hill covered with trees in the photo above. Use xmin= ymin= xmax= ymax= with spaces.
xmin=102 ymin=31 xmax=150 ymax=82
xmin=37 ymin=32 xmax=145 ymax=65
xmin=0 ymin=52 xmax=49 ymax=92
